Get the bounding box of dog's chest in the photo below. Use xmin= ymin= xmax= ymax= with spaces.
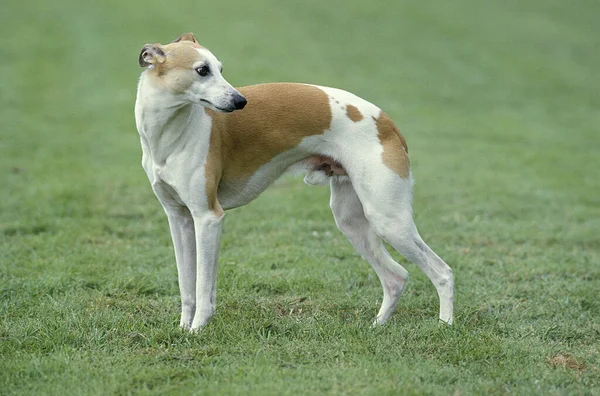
xmin=139 ymin=108 xmax=214 ymax=207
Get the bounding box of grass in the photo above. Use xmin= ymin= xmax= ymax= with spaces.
xmin=1 ymin=0 xmax=599 ymax=394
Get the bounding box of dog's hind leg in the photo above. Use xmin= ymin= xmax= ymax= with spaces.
xmin=352 ymin=172 xmax=454 ymax=325
xmin=330 ymin=177 xmax=409 ymax=325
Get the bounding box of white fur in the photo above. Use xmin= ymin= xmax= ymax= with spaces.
xmin=135 ymin=53 xmax=454 ymax=331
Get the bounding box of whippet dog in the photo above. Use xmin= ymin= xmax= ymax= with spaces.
xmin=135 ymin=33 xmax=454 ymax=331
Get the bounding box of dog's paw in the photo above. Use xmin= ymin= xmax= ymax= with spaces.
xmin=371 ymin=317 xmax=388 ymax=328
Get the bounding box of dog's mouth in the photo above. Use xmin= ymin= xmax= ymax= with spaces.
xmin=199 ymin=99 xmax=234 ymax=113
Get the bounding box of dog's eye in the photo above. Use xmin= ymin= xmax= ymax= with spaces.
xmin=195 ymin=65 xmax=210 ymax=77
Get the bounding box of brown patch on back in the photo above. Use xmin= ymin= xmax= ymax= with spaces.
xmin=346 ymin=104 xmax=363 ymax=122
xmin=374 ymin=112 xmax=410 ymax=178
xmin=204 ymin=83 xmax=333 ymax=203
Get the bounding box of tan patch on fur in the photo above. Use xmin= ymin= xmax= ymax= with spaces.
xmin=204 ymin=116 xmax=224 ymax=216
xmin=144 ymin=43 xmax=205 ymax=93
xmin=374 ymin=112 xmax=410 ymax=178
xmin=346 ymin=104 xmax=363 ymax=122
xmin=204 ymin=83 xmax=332 ymax=209
xmin=159 ymin=43 xmax=203 ymax=71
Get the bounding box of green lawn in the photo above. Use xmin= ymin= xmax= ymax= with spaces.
xmin=1 ymin=0 xmax=599 ymax=394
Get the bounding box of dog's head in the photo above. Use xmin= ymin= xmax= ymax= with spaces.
xmin=138 ymin=33 xmax=246 ymax=112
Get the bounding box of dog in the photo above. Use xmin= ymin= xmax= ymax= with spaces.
xmin=134 ymin=33 xmax=454 ymax=331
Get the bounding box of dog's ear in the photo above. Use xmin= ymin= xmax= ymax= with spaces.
xmin=138 ymin=44 xmax=166 ymax=68
xmin=171 ymin=33 xmax=198 ymax=44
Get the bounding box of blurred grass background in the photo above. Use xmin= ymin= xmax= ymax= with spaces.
xmin=1 ymin=0 xmax=599 ymax=394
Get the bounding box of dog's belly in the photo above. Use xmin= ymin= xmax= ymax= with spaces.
xmin=217 ymin=171 xmax=286 ymax=210
xmin=217 ymin=178 xmax=270 ymax=209
xmin=217 ymin=148 xmax=306 ymax=210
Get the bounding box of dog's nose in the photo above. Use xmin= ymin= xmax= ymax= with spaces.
xmin=233 ymin=94 xmax=247 ymax=110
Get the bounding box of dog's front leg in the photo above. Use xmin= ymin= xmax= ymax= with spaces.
xmin=164 ymin=205 xmax=197 ymax=329
xmin=189 ymin=210 xmax=224 ymax=331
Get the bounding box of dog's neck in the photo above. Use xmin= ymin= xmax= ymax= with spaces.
xmin=135 ymin=73 xmax=210 ymax=165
